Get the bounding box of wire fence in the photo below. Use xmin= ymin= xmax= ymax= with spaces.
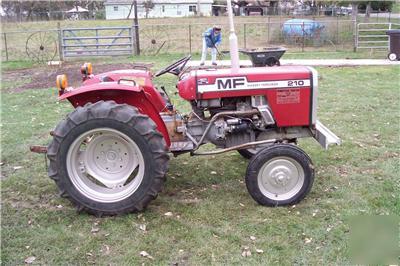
xmin=1 ymin=18 xmax=357 ymax=62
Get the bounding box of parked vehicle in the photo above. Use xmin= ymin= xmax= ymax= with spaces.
xmin=31 ymin=1 xmax=340 ymax=216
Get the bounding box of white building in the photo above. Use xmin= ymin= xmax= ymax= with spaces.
xmin=105 ymin=0 xmax=213 ymax=19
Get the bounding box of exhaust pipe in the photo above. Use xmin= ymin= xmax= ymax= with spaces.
xmin=227 ymin=0 xmax=240 ymax=72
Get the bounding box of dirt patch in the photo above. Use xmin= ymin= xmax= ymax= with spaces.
xmin=2 ymin=62 xmax=148 ymax=93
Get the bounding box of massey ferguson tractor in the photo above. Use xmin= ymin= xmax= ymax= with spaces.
xmin=31 ymin=1 xmax=340 ymax=216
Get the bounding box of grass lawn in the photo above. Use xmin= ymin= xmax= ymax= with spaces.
xmin=1 ymin=54 xmax=399 ymax=264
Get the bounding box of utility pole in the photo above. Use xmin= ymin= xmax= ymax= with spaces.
xmin=227 ymin=0 xmax=239 ymax=72
xmin=133 ymin=0 xmax=140 ymax=55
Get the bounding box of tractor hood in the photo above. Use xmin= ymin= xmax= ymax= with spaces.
xmin=177 ymin=66 xmax=314 ymax=101
xmin=59 ymin=81 xmax=143 ymax=101
xmin=177 ymin=65 xmax=318 ymax=128
xmin=83 ymin=69 xmax=153 ymax=87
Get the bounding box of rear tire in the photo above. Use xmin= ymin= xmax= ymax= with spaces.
xmin=245 ymin=144 xmax=314 ymax=206
xmin=47 ymin=101 xmax=169 ymax=216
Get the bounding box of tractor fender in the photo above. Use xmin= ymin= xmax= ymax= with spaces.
xmin=58 ymin=82 xmax=171 ymax=146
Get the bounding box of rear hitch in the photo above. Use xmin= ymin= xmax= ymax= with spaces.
xmin=30 ymin=145 xmax=48 ymax=170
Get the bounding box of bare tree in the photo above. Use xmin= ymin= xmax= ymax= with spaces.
xmin=364 ymin=1 xmax=371 ymax=22
xmin=351 ymin=2 xmax=359 ymax=21
xmin=126 ymin=0 xmax=135 ymax=19
xmin=143 ymin=0 xmax=155 ymax=18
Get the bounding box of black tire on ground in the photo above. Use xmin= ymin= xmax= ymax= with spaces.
xmin=245 ymin=144 xmax=314 ymax=206
xmin=47 ymin=100 xmax=169 ymax=216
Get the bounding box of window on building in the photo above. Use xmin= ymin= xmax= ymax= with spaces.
xmin=189 ymin=5 xmax=197 ymax=13
xmin=162 ymin=5 xmax=165 ymax=12
xmin=114 ymin=6 xmax=118 ymax=11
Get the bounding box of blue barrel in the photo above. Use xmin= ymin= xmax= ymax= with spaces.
xmin=282 ymin=19 xmax=325 ymax=38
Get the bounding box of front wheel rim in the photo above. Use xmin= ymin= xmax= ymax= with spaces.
xmin=257 ymin=156 xmax=305 ymax=201
xmin=66 ymin=128 xmax=145 ymax=203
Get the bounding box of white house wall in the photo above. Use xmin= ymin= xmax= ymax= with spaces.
xmin=105 ymin=4 xmax=133 ymax=19
xmin=106 ymin=3 xmax=212 ymax=19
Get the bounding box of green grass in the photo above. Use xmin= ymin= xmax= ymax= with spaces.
xmin=1 ymin=55 xmax=399 ymax=264
xmin=2 ymin=49 xmax=392 ymax=71
xmin=1 ymin=60 xmax=35 ymax=71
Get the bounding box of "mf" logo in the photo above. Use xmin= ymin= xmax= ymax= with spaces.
xmin=217 ymin=77 xmax=246 ymax=90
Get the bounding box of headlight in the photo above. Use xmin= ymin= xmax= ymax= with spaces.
xmin=56 ymin=74 xmax=68 ymax=91
xmin=81 ymin=62 xmax=93 ymax=76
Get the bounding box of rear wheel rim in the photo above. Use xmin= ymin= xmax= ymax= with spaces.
xmin=257 ymin=156 xmax=304 ymax=201
xmin=66 ymin=128 xmax=145 ymax=203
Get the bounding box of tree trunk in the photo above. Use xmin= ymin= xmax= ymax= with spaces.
xmin=126 ymin=1 xmax=134 ymax=19
xmin=351 ymin=2 xmax=358 ymax=21
xmin=364 ymin=2 xmax=371 ymax=22
xmin=16 ymin=1 xmax=21 ymax=22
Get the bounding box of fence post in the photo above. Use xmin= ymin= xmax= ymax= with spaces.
xmin=57 ymin=22 xmax=64 ymax=61
xmin=133 ymin=0 xmax=140 ymax=55
xmin=132 ymin=24 xmax=140 ymax=56
xmin=95 ymin=29 xmax=99 ymax=55
xmin=302 ymin=21 xmax=305 ymax=52
xmin=243 ymin=23 xmax=246 ymax=48
xmin=267 ymin=17 xmax=271 ymax=44
xmin=336 ymin=16 xmax=339 ymax=46
xmin=3 ymin=33 xmax=8 ymax=61
xmin=189 ymin=24 xmax=192 ymax=54
xmin=353 ymin=20 xmax=357 ymax=52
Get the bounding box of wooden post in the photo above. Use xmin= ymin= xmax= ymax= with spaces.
xmin=189 ymin=24 xmax=192 ymax=54
xmin=57 ymin=22 xmax=64 ymax=61
xmin=243 ymin=23 xmax=246 ymax=48
xmin=267 ymin=17 xmax=271 ymax=44
xmin=353 ymin=19 xmax=357 ymax=52
xmin=336 ymin=16 xmax=339 ymax=46
xmin=96 ymin=29 xmax=99 ymax=55
xmin=302 ymin=21 xmax=305 ymax=52
xmin=133 ymin=0 xmax=140 ymax=55
xmin=3 ymin=33 xmax=8 ymax=61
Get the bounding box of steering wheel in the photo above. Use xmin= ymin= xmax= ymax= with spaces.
xmin=154 ymin=55 xmax=192 ymax=77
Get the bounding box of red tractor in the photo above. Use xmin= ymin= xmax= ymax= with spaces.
xmin=31 ymin=6 xmax=340 ymax=216
xmin=31 ymin=56 xmax=340 ymax=216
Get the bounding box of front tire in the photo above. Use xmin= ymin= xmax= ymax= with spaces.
xmin=245 ymin=144 xmax=314 ymax=206
xmin=47 ymin=101 xmax=169 ymax=216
